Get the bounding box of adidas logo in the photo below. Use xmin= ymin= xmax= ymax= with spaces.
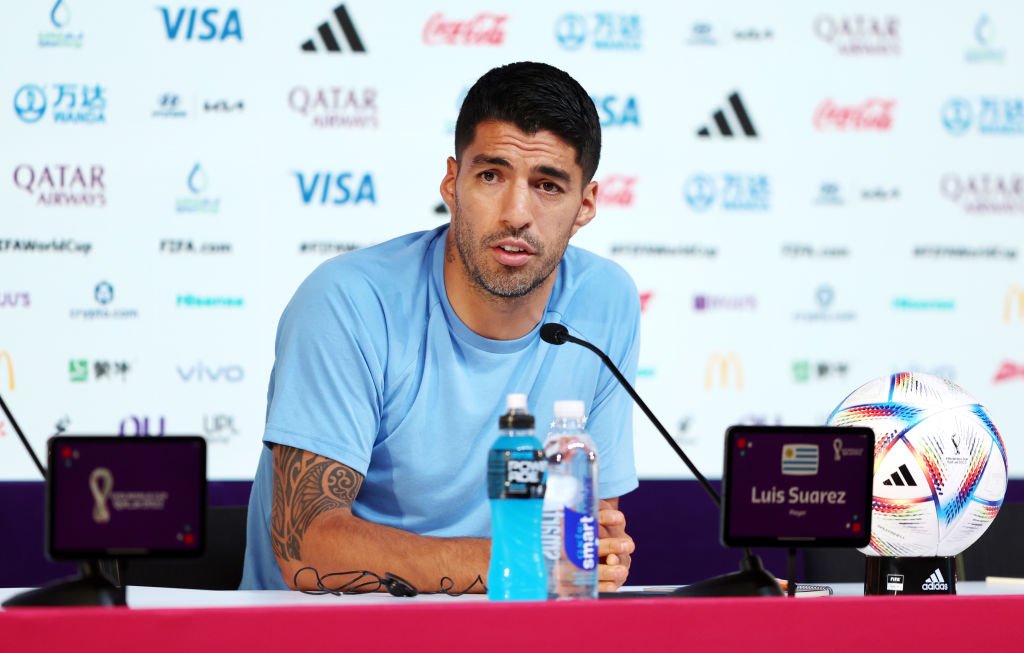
xmin=301 ymin=4 xmax=366 ymax=53
xmin=696 ymin=92 xmax=758 ymax=138
xmin=922 ymin=568 xmax=949 ymax=591
xmin=882 ymin=463 xmax=917 ymax=487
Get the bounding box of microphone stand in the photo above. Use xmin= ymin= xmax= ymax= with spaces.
xmin=540 ymin=324 xmax=782 ymax=597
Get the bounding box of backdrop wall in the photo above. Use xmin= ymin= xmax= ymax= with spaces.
xmin=2 ymin=2 xmax=1021 ymax=487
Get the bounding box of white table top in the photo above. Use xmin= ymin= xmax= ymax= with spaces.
xmin=3 ymin=579 xmax=1024 ymax=609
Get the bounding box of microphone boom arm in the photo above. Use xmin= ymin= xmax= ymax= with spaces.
xmin=559 ymin=332 xmax=721 ymax=508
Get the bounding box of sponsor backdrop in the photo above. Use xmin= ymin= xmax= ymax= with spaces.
xmin=1 ymin=0 xmax=1022 ymax=483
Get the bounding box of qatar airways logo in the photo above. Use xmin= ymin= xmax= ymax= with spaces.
xmin=13 ymin=164 xmax=106 ymax=207
xmin=597 ymin=175 xmax=636 ymax=207
xmin=422 ymin=12 xmax=507 ymax=46
xmin=814 ymin=15 xmax=900 ymax=55
xmin=288 ymin=86 xmax=378 ymax=129
xmin=940 ymin=174 xmax=1024 ymax=214
xmin=813 ymin=98 xmax=895 ymax=131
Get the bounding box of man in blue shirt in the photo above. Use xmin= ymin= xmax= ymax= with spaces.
xmin=241 ymin=62 xmax=639 ymax=592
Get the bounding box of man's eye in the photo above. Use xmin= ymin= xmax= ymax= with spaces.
xmin=480 ymin=171 xmax=497 ymax=182
xmin=540 ymin=182 xmax=562 ymax=193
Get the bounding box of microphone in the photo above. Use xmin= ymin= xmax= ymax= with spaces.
xmin=539 ymin=322 xmax=782 ymax=597
xmin=540 ymin=323 xmax=720 ymax=507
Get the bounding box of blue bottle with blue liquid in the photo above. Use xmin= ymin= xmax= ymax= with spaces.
xmin=487 ymin=393 xmax=547 ymax=601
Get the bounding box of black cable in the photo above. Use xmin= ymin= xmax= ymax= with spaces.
xmin=0 ymin=390 xmax=46 ymax=478
xmin=787 ymin=547 xmax=797 ymax=598
xmin=430 ymin=575 xmax=486 ymax=596
xmin=293 ymin=566 xmax=486 ymax=597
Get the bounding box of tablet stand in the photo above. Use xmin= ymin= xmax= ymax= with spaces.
xmin=2 ymin=560 xmax=126 ymax=608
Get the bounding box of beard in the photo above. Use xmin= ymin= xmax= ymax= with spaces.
xmin=450 ymin=195 xmax=568 ymax=299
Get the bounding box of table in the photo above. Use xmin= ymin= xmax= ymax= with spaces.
xmin=2 ymin=582 xmax=1023 ymax=652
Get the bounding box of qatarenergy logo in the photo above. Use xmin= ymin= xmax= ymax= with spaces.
xmin=0 ymin=238 xmax=92 ymax=254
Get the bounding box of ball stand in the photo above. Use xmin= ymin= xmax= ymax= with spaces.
xmin=864 ymin=556 xmax=956 ymax=595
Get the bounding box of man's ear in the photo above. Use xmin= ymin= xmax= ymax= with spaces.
xmin=439 ymin=157 xmax=458 ymax=217
xmin=571 ymin=179 xmax=598 ymax=236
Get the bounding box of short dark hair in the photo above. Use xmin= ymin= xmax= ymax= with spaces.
xmin=454 ymin=62 xmax=601 ymax=183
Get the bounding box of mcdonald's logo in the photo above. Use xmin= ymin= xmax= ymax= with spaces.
xmin=1004 ymin=285 xmax=1024 ymax=323
xmin=0 ymin=351 xmax=13 ymax=390
xmin=705 ymin=353 xmax=743 ymax=390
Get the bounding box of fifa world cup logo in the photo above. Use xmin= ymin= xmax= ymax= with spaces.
xmin=951 ymin=433 xmax=961 ymax=456
xmin=89 ymin=467 xmax=114 ymax=524
xmin=833 ymin=438 xmax=843 ymax=462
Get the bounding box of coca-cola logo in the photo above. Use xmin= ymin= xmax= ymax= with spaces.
xmin=597 ymin=175 xmax=636 ymax=207
xmin=423 ymin=12 xmax=507 ymax=46
xmin=813 ymin=98 xmax=895 ymax=131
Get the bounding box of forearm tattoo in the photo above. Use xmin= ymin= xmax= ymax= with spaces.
xmin=271 ymin=445 xmax=363 ymax=562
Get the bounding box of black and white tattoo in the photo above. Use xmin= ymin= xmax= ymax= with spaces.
xmin=271 ymin=445 xmax=362 ymax=562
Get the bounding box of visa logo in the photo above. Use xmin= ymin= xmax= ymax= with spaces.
xmin=158 ymin=7 xmax=243 ymax=41
xmin=176 ymin=363 xmax=244 ymax=382
xmin=592 ymin=95 xmax=640 ymax=128
xmin=295 ymin=172 xmax=377 ymax=206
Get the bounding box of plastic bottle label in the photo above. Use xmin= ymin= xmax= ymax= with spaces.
xmin=488 ymin=449 xmax=546 ymax=499
xmin=563 ymin=507 xmax=597 ymax=571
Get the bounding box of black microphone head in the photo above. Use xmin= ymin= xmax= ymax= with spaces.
xmin=540 ymin=323 xmax=569 ymax=345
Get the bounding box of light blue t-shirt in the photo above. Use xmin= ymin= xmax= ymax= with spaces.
xmin=240 ymin=225 xmax=640 ymax=590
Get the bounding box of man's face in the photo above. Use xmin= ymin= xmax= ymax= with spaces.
xmin=440 ymin=120 xmax=596 ymax=299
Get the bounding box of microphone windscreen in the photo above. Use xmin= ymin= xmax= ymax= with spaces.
xmin=539 ymin=323 xmax=568 ymax=345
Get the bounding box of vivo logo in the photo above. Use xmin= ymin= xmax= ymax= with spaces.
xmin=176 ymin=363 xmax=244 ymax=382
xmin=295 ymin=172 xmax=376 ymax=205
xmin=158 ymin=7 xmax=243 ymax=41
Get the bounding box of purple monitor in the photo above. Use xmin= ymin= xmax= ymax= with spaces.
xmin=721 ymin=426 xmax=873 ymax=548
xmin=47 ymin=436 xmax=206 ymax=559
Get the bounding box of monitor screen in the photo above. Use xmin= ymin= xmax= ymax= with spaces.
xmin=721 ymin=426 xmax=873 ymax=548
xmin=47 ymin=436 xmax=206 ymax=559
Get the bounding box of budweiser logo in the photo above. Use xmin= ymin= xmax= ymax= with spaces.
xmin=423 ymin=12 xmax=507 ymax=46
xmin=994 ymin=361 xmax=1024 ymax=383
xmin=813 ymin=98 xmax=895 ymax=131
xmin=598 ymin=175 xmax=636 ymax=207
xmin=639 ymin=291 xmax=654 ymax=313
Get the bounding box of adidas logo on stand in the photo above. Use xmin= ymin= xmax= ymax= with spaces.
xmin=696 ymin=92 xmax=758 ymax=138
xmin=922 ymin=568 xmax=949 ymax=591
xmin=882 ymin=463 xmax=918 ymax=487
xmin=301 ymin=4 xmax=366 ymax=53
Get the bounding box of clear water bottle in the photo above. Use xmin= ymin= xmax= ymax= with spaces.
xmin=541 ymin=400 xmax=599 ymax=599
xmin=487 ymin=393 xmax=547 ymax=601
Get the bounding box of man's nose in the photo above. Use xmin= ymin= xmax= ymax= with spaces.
xmin=500 ymin=183 xmax=533 ymax=230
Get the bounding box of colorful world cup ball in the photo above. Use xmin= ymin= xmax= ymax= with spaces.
xmin=827 ymin=372 xmax=1007 ymax=557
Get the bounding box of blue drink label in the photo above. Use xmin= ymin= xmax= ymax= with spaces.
xmin=564 ymin=507 xmax=597 ymax=570
xmin=488 ymin=449 xmax=546 ymax=499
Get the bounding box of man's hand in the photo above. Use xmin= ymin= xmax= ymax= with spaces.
xmin=597 ymin=498 xmax=634 ymax=592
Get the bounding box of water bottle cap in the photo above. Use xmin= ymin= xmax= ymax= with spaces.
xmin=500 ymin=393 xmax=534 ymax=429
xmin=506 ymin=393 xmax=528 ymax=412
xmin=554 ymin=400 xmax=586 ymax=419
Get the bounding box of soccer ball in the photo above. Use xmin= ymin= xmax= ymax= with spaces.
xmin=827 ymin=372 xmax=1007 ymax=557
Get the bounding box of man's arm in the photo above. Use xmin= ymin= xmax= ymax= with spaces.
xmin=271 ymin=444 xmax=489 ymax=592
xmin=597 ymin=497 xmax=635 ymax=592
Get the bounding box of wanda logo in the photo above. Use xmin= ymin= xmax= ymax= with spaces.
xmin=813 ymin=98 xmax=895 ymax=131
xmin=598 ymin=175 xmax=637 ymax=207
xmin=422 ymin=12 xmax=507 ymax=45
